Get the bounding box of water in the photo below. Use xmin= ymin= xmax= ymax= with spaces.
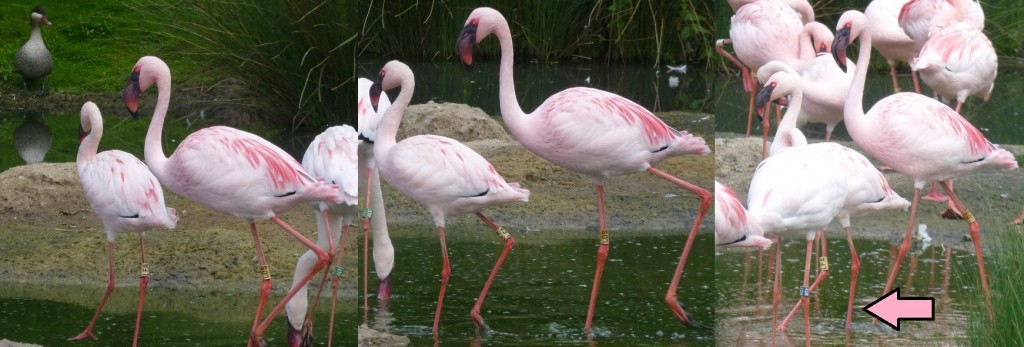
xmin=0 ymin=282 xmax=357 ymax=346
xmin=362 ymin=227 xmax=715 ymax=346
xmin=715 ymin=237 xmax=980 ymax=345
xmin=357 ymin=59 xmax=709 ymax=116
xmin=715 ymin=68 xmax=1024 ymax=146
xmin=0 ymin=108 xmax=316 ymax=173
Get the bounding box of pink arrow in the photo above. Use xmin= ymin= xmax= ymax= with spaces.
xmin=863 ymin=287 xmax=935 ymax=330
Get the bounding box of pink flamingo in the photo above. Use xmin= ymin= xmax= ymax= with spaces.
xmin=899 ymin=0 xmax=984 ymax=52
xmin=357 ymin=77 xmax=395 ymax=317
xmin=284 ymin=125 xmax=360 ymax=347
xmin=727 ymin=0 xmax=815 ymax=20
xmin=758 ymin=71 xmax=911 ymax=333
xmin=912 ymin=22 xmax=996 ymax=114
xmin=369 ymin=60 xmax=530 ymax=335
xmin=832 ymin=10 xmax=1017 ymax=321
xmin=746 ymin=135 xmax=848 ymax=346
xmin=718 ymin=1 xmax=820 ymax=157
xmin=69 ymin=102 xmax=178 ymax=346
xmin=457 ymin=7 xmax=712 ymax=333
xmin=715 ymin=181 xmax=772 ymax=250
xmin=121 ymin=56 xmax=343 ymax=346
xmin=865 ymin=0 xmax=921 ymax=93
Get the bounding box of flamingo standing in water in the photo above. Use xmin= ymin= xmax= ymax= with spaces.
xmin=121 ymin=56 xmax=343 ymax=346
xmin=865 ymin=0 xmax=920 ymax=93
xmin=457 ymin=7 xmax=712 ymax=333
xmin=912 ymin=22 xmax=996 ymax=114
xmin=757 ymin=71 xmax=911 ymax=333
xmin=357 ymin=77 xmax=395 ymax=317
xmin=69 ymin=102 xmax=178 ymax=346
xmin=369 ymin=60 xmax=530 ymax=335
xmin=284 ymin=125 xmax=359 ymax=347
xmin=715 ymin=181 xmax=772 ymax=250
xmin=832 ymin=10 xmax=1017 ymax=321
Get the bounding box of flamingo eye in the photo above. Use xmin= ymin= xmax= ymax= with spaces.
xmin=844 ymin=23 xmax=852 ymax=29
xmin=769 ymin=82 xmax=777 ymax=88
xmin=470 ymin=18 xmax=478 ymax=26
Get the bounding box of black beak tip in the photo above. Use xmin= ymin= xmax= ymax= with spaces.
xmin=129 ymin=110 xmax=140 ymax=120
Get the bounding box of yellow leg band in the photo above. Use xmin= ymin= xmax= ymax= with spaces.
xmin=140 ymin=262 xmax=150 ymax=278
xmin=962 ymin=209 xmax=976 ymax=223
xmin=495 ymin=227 xmax=511 ymax=241
xmin=600 ymin=229 xmax=610 ymax=245
xmin=260 ymin=265 xmax=271 ymax=280
xmin=819 ymin=257 xmax=829 ymax=272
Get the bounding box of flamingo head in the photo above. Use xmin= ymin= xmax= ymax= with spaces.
xmin=368 ymin=78 xmax=382 ymax=113
xmin=78 ymin=102 xmax=100 ymax=143
xmin=756 ymin=72 xmax=801 ymax=119
xmin=30 ymin=5 xmax=51 ymax=26
xmin=832 ymin=11 xmax=867 ymax=73
xmin=457 ymin=7 xmax=507 ymax=69
xmin=370 ymin=60 xmax=413 ymax=113
xmin=123 ymin=70 xmax=142 ymax=119
xmin=285 ymin=319 xmax=312 ymax=347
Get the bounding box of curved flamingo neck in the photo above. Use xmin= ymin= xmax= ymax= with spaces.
xmin=845 ymin=28 xmax=871 ymax=136
xmin=374 ymin=74 xmax=414 ymax=160
xmin=771 ymin=87 xmax=807 ymax=154
xmin=493 ymin=21 xmax=528 ymax=136
xmin=145 ymin=68 xmax=173 ymax=179
xmin=77 ymin=113 xmax=102 ymax=169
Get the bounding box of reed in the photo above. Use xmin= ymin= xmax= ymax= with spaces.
xmin=965 ymin=224 xmax=1024 ymax=345
xmin=134 ymin=0 xmax=354 ymax=132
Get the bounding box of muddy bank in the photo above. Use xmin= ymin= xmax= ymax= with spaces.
xmin=382 ymin=101 xmax=717 ymax=233
xmin=715 ymin=132 xmax=1024 ymax=246
xmin=358 ymin=324 xmax=410 ymax=347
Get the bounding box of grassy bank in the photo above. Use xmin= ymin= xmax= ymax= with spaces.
xmin=965 ymin=225 xmax=1024 ymax=345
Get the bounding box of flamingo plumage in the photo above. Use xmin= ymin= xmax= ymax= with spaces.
xmin=715 ymin=181 xmax=772 ymax=250
xmin=912 ymin=22 xmax=997 ymax=114
xmin=833 ymin=10 xmax=1017 ymax=322
xmin=457 ymin=7 xmax=712 ymax=333
xmin=369 ymin=60 xmax=529 ymax=335
xmin=284 ymin=125 xmax=359 ymax=347
xmin=69 ymin=102 xmax=178 ymax=346
xmin=899 ymin=0 xmax=985 ymax=52
xmin=865 ymin=0 xmax=921 ymax=93
xmin=121 ymin=56 xmax=343 ymax=346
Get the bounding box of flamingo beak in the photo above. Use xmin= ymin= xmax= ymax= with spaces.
xmin=78 ymin=125 xmax=88 ymax=143
xmin=377 ymin=274 xmax=393 ymax=302
xmin=368 ymin=80 xmax=382 ymax=113
xmin=832 ymin=28 xmax=851 ymax=73
xmin=123 ymin=71 xmax=141 ymax=119
xmin=456 ymin=23 xmax=477 ymax=69
xmin=754 ymin=84 xmax=775 ymax=118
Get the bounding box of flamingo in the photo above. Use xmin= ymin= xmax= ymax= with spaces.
xmin=457 ymin=7 xmax=712 ymax=333
xmin=865 ymin=0 xmax=921 ymax=93
xmin=357 ymin=77 xmax=395 ymax=317
xmin=746 ymin=138 xmax=848 ymax=346
xmin=899 ymin=0 xmax=984 ymax=53
xmin=368 ymin=60 xmax=530 ymax=335
xmin=757 ymin=71 xmax=911 ymax=333
xmin=832 ymin=10 xmax=1017 ymax=321
xmin=717 ymin=0 xmax=820 ymax=157
xmin=727 ymin=0 xmax=815 ymax=22
xmin=121 ymin=56 xmax=344 ymax=346
xmin=284 ymin=125 xmax=359 ymax=347
xmin=69 ymin=102 xmax=178 ymax=346
xmin=715 ymin=181 xmax=772 ymax=250
xmin=911 ymin=22 xmax=997 ymax=114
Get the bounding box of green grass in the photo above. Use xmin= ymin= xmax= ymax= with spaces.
xmin=0 ymin=1 xmax=210 ymax=94
xmin=965 ymin=225 xmax=1024 ymax=345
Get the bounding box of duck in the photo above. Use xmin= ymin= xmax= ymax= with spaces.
xmin=15 ymin=5 xmax=53 ymax=91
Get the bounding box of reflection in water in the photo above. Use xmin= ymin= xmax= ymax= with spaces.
xmin=717 ymin=237 xmax=976 ymax=345
xmin=364 ymin=228 xmax=716 ymax=346
xmin=13 ymin=111 xmax=51 ymax=164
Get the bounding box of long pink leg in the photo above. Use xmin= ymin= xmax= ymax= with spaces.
xmin=648 ymin=167 xmax=712 ymax=329
xmin=771 ymin=235 xmax=782 ymax=345
xmin=923 ymin=182 xmax=949 ymax=202
xmin=715 ymin=38 xmax=755 ymax=137
xmin=779 ymin=231 xmax=832 ymax=333
xmin=1012 ymin=212 xmax=1024 ymax=225
xmin=302 ymin=209 xmax=340 ymax=335
xmin=843 ymin=227 xmax=859 ymax=333
xmin=362 ymin=167 xmax=374 ymax=321
xmin=133 ymin=235 xmax=149 ymax=347
xmin=247 ymin=223 xmax=274 ymax=347
xmin=584 ymin=184 xmax=609 ymax=334
xmin=469 ymin=212 xmax=515 ymax=331
xmin=888 ymin=61 xmax=901 ymax=93
xmin=69 ymin=241 xmax=117 ymax=341
xmin=433 ymin=225 xmax=452 ymax=335
xmin=912 ymin=70 xmax=922 ymax=94
xmin=250 ymin=217 xmax=330 ymax=346
xmin=327 ymin=224 xmax=350 ymax=347
xmin=939 ymin=181 xmax=993 ymax=319
xmin=878 ymin=187 xmax=922 ymax=326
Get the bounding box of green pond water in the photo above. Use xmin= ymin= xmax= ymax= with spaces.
xmin=362 ymin=227 xmax=716 ymax=346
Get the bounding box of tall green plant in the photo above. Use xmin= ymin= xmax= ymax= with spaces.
xmin=135 ymin=0 xmax=354 ymax=132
